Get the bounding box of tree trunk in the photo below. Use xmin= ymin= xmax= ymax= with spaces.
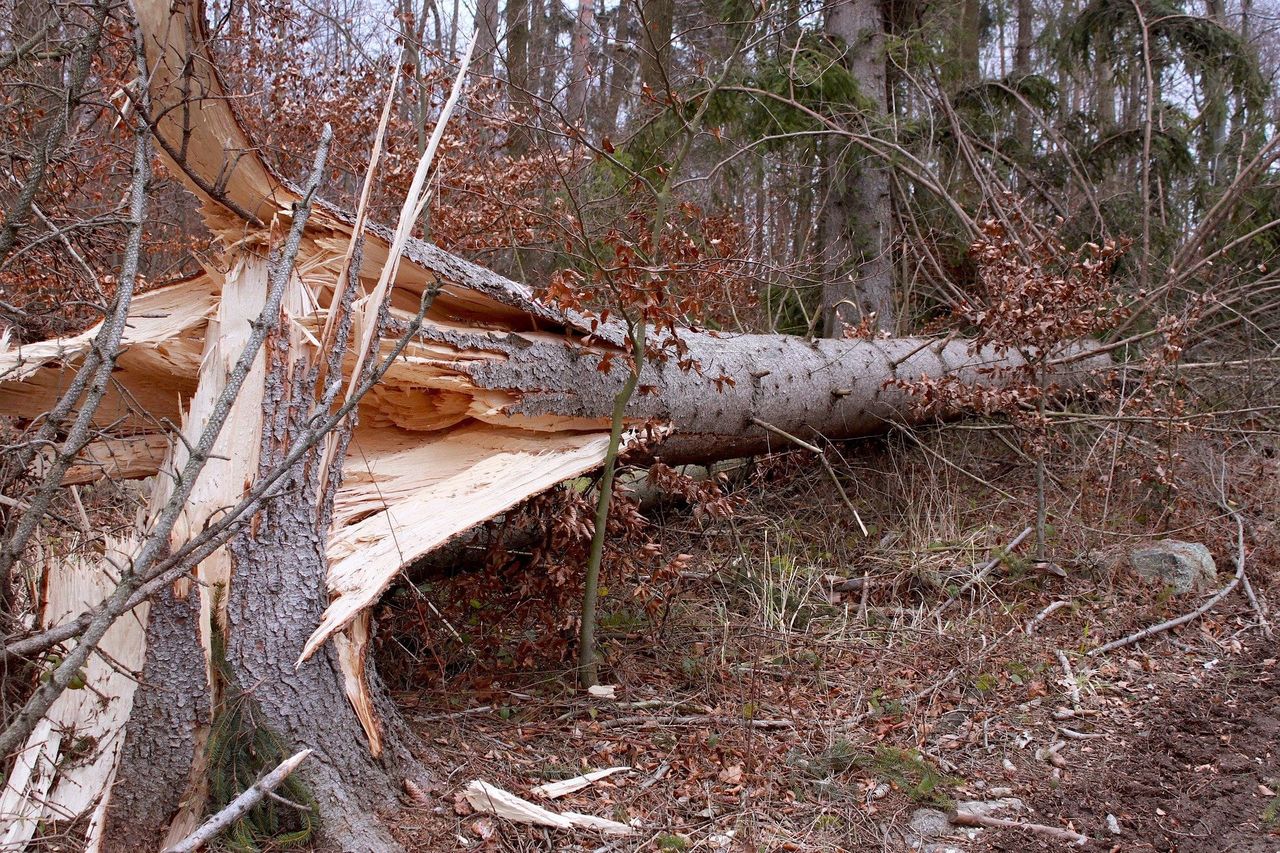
xmin=948 ymin=0 xmax=981 ymax=88
xmin=604 ymin=0 xmax=635 ymax=129
xmin=1203 ymin=0 xmax=1228 ymax=186
xmin=474 ymin=0 xmax=499 ymax=76
xmin=1014 ymin=0 xmax=1033 ymax=150
xmin=568 ymin=0 xmax=594 ymax=123
xmin=638 ymin=0 xmax=673 ymax=99
xmin=503 ymin=0 xmax=532 ymax=152
xmin=820 ymin=0 xmax=894 ymax=335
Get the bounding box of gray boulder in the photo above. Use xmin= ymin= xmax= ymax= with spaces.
xmin=1130 ymin=540 xmax=1216 ymax=594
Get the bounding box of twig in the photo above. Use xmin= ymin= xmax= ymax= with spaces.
xmin=1088 ymin=510 xmax=1247 ymax=657
xmin=1056 ymin=649 xmax=1081 ymax=708
xmin=410 ymin=705 xmax=492 ymax=722
xmin=938 ymin=526 xmax=1033 ymax=613
xmin=750 ymin=417 xmax=868 ymax=537
xmin=1026 ymin=599 xmax=1069 ymax=634
xmin=1239 ymin=568 xmax=1273 ymax=640
xmin=264 ymin=789 xmax=312 ymax=812
xmin=597 ymin=714 xmax=793 ymax=731
xmin=858 ymin=569 xmax=870 ymax=622
xmin=638 ymin=760 xmax=671 ymax=791
xmin=1057 ymin=727 xmax=1103 ymax=740
xmin=950 ymin=810 xmax=1091 ymax=846
xmin=163 ymin=749 xmax=312 ymax=852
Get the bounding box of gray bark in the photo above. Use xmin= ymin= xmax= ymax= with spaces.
xmin=213 ymin=290 xmax=426 ymax=853
xmin=1014 ymin=0 xmax=1033 ymax=150
xmin=504 ymin=0 xmax=532 ymax=152
xmin=604 ymin=0 xmax=635 ymax=129
xmin=104 ymin=586 xmax=209 ymax=849
xmin=820 ymin=0 xmax=894 ymax=335
xmin=216 ymin=316 xmax=426 ymax=851
xmin=445 ymin=328 xmax=1104 ymax=465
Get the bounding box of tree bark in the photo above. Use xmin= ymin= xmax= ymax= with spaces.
xmin=1014 ymin=0 xmax=1033 ymax=150
xmin=604 ymin=0 xmax=635 ymax=129
xmin=638 ymin=0 xmax=673 ymax=99
xmin=474 ymin=0 xmax=499 ymax=76
xmin=820 ymin=0 xmax=894 ymax=335
xmin=503 ymin=0 xmax=532 ymax=152
xmin=568 ymin=0 xmax=594 ymax=123
xmin=222 ymin=333 xmax=425 ymax=851
xmin=949 ymin=0 xmax=981 ymax=88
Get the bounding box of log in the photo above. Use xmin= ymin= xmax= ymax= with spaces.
xmin=0 ymin=0 xmax=1107 ymax=845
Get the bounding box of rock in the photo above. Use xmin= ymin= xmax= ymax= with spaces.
xmin=908 ymin=808 xmax=952 ymax=839
xmin=955 ymin=797 xmax=1026 ymax=817
xmin=1130 ymin=540 xmax=1216 ymax=594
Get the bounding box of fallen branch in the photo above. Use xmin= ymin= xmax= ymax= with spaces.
xmin=939 ymin=526 xmax=1033 ymax=613
xmin=950 ymin=810 xmax=1091 ymax=846
xmin=596 ymin=714 xmax=793 ymax=730
xmin=750 ymin=417 xmax=868 ymax=537
xmin=1088 ymin=510 xmax=1246 ymax=657
xmin=532 ymin=766 xmax=630 ymax=799
xmin=1026 ymin=599 xmax=1070 ymax=634
xmin=464 ymin=780 xmax=633 ymax=835
xmin=163 ymin=749 xmax=312 ymax=853
xmin=1056 ymin=649 xmax=1081 ymax=708
xmin=1240 ymin=567 xmax=1273 ymax=640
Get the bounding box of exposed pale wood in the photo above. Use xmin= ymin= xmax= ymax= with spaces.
xmin=53 ymin=434 xmax=171 ymax=486
xmin=0 ymin=275 xmax=215 ymax=383
xmin=531 ymin=766 xmax=630 ymax=799
xmin=464 ymin=780 xmax=634 ymax=835
xmin=334 ymin=611 xmax=382 ymax=756
xmin=306 ymin=424 xmax=624 ymax=661
xmin=131 ymin=0 xmax=283 ymax=225
xmin=0 ymin=719 xmax=60 ymax=850
xmin=155 ymin=251 xmax=280 ymax=841
xmin=0 ymin=276 xmax=213 ymax=429
xmin=0 ymin=537 xmax=150 ymax=849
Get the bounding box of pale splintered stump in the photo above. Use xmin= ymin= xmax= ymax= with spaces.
xmin=0 ymin=0 xmax=1106 ymax=848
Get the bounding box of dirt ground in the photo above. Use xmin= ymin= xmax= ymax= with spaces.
xmin=379 ymin=434 xmax=1280 ymax=852
xmin=990 ymin=649 xmax=1279 ymax=852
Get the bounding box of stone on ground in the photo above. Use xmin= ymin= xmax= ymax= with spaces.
xmin=1130 ymin=540 xmax=1216 ymax=595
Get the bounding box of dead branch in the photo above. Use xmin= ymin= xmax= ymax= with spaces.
xmin=596 ymin=714 xmax=793 ymax=730
xmin=1026 ymin=599 xmax=1069 ymax=634
xmin=163 ymin=749 xmax=312 ymax=853
xmin=1239 ymin=566 xmax=1273 ymax=640
xmin=750 ymin=417 xmax=868 ymax=537
xmin=1056 ymin=649 xmax=1081 ymax=708
xmin=950 ymin=810 xmax=1091 ymax=846
xmin=939 ymin=526 xmax=1033 ymax=613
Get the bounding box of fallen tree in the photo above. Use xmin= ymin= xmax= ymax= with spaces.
xmin=0 ymin=1 xmax=1105 ymax=849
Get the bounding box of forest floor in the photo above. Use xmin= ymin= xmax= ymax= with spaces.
xmin=376 ymin=426 xmax=1279 ymax=852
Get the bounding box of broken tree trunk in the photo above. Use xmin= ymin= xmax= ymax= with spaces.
xmin=0 ymin=0 xmax=1106 ymax=849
